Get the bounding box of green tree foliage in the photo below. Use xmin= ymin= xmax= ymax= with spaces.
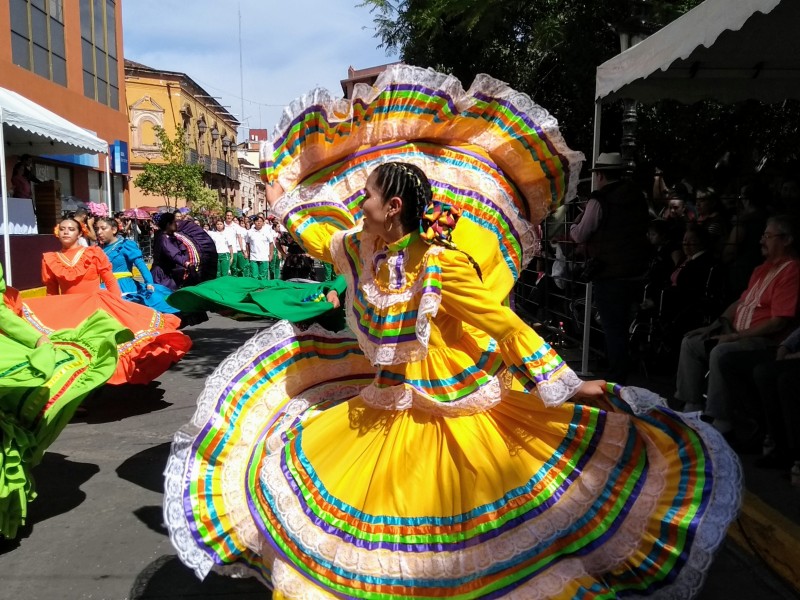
xmin=133 ymin=126 xmax=207 ymax=209
xmin=188 ymin=186 xmax=223 ymax=219
xmin=363 ymin=1 xmax=702 ymax=152
xmin=362 ymin=1 xmax=800 ymax=187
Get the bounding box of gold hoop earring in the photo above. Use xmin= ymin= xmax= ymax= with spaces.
xmin=384 ymin=212 xmax=393 ymax=233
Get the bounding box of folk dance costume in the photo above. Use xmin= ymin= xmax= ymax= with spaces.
xmin=22 ymin=246 xmax=191 ymax=385
xmin=165 ymin=65 xmax=741 ymax=599
xmin=101 ymin=237 xmax=179 ymax=315
xmin=167 ymin=274 xmax=347 ymax=331
xmin=151 ymin=218 xmax=218 ymax=291
xmin=0 ymin=265 xmax=125 ymax=538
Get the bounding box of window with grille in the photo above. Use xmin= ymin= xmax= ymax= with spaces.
xmin=9 ymin=0 xmax=66 ymax=86
xmin=80 ymin=0 xmax=119 ymax=109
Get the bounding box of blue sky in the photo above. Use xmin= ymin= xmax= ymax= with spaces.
xmin=122 ymin=0 xmax=398 ymax=139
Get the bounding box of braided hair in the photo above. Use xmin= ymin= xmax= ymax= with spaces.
xmin=371 ymin=162 xmax=431 ymax=232
xmin=371 ymin=162 xmax=482 ymax=280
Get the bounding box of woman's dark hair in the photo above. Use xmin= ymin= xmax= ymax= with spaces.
xmin=371 ymin=161 xmax=485 ymax=279
xmin=281 ymin=253 xmax=315 ymax=280
xmin=58 ymin=216 xmax=81 ymax=228
xmin=371 ymin=162 xmax=432 ymax=232
xmin=158 ymin=212 xmax=176 ymax=229
xmin=97 ymin=217 xmax=118 ymax=231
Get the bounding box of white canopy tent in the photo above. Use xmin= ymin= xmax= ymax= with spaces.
xmin=581 ymin=0 xmax=797 ymax=373
xmin=596 ymin=0 xmax=797 ymax=106
xmin=0 ymin=87 xmax=111 ymax=286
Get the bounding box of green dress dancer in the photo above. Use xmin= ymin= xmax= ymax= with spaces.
xmin=0 ymin=266 xmax=129 ymax=538
xmin=167 ymin=275 xmax=348 ymax=331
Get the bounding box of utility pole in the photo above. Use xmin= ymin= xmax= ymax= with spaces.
xmin=239 ymin=3 xmax=245 ymax=144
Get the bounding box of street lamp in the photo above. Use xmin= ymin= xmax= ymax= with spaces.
xmin=222 ymin=134 xmax=231 ymax=209
xmin=210 ymin=126 xmax=220 ymax=144
xmin=617 ymin=0 xmax=656 ymax=170
xmin=197 ymin=119 xmax=207 ymax=137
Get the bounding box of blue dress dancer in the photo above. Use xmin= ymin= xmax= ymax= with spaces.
xmin=95 ymin=217 xmax=179 ymax=315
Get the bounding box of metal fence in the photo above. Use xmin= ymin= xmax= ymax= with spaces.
xmin=513 ymin=208 xmax=604 ymax=374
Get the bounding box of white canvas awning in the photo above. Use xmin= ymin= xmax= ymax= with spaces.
xmin=0 ymin=87 xmax=109 ymax=154
xmin=1 ymin=87 xmax=111 ymax=285
xmin=596 ymin=0 xmax=798 ymax=104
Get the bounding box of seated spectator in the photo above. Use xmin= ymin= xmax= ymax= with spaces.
xmin=674 ymin=215 xmax=800 ymax=438
xmin=661 ymin=226 xmax=720 ymax=340
xmin=751 ymin=325 xmax=800 ymax=469
xmin=722 ymin=181 xmax=769 ymax=299
xmin=695 ymin=189 xmax=727 ymax=253
xmin=662 ymin=189 xmax=695 ymax=254
xmin=642 ymin=219 xmax=679 ymax=305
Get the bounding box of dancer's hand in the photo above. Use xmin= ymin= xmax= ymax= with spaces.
xmin=35 ymin=334 xmax=51 ymax=347
xmin=266 ymin=181 xmax=285 ymax=208
xmin=572 ymin=379 xmax=607 ymax=401
xmin=326 ymin=290 xmax=340 ymax=309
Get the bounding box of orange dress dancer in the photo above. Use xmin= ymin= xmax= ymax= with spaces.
xmin=22 ymin=245 xmax=192 ymax=385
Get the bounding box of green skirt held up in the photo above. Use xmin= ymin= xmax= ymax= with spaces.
xmin=167 ymin=275 xmax=348 ymax=331
xmin=0 ymin=309 xmax=129 ymax=538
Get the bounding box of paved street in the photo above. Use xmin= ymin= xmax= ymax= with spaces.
xmin=0 ymin=315 xmax=798 ymax=600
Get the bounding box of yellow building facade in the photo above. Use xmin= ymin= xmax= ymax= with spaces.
xmin=124 ymin=60 xmax=240 ymax=211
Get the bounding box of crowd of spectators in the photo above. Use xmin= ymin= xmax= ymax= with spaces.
xmin=543 ymin=153 xmax=800 ymax=478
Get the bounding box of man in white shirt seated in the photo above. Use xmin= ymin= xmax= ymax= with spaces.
xmin=209 ymin=219 xmax=235 ymax=277
xmin=246 ymin=216 xmax=277 ymax=280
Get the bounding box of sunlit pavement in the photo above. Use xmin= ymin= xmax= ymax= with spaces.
xmin=0 ymin=315 xmax=796 ymax=599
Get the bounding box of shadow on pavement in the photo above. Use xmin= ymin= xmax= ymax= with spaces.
xmin=133 ymin=505 xmax=168 ymax=537
xmin=73 ymin=383 xmax=171 ymax=424
xmin=0 ymin=453 xmax=99 ymax=554
xmin=130 ymin=554 xmax=267 ymax=599
xmin=116 ymin=442 xmax=171 ymax=494
xmin=172 ymin=326 xmax=263 ymax=380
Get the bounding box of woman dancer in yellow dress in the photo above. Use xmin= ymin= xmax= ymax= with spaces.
xmin=165 ymin=66 xmax=740 ymax=599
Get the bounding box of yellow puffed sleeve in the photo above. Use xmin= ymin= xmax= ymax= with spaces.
xmin=439 ymin=250 xmax=583 ymax=406
xmin=274 ymin=186 xmax=357 ymax=264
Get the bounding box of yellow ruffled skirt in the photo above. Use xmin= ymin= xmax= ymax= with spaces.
xmin=165 ymin=321 xmax=741 ymax=599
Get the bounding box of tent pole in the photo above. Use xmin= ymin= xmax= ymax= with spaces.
xmin=581 ymin=100 xmax=603 ymax=375
xmin=0 ymin=107 xmax=11 ymax=286
xmin=105 ymin=154 xmax=112 ymax=216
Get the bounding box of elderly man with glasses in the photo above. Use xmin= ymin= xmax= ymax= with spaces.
xmin=675 ymin=215 xmax=800 ymax=440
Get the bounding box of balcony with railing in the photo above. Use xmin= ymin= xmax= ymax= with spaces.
xmin=186 ymin=150 xmax=238 ymax=181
